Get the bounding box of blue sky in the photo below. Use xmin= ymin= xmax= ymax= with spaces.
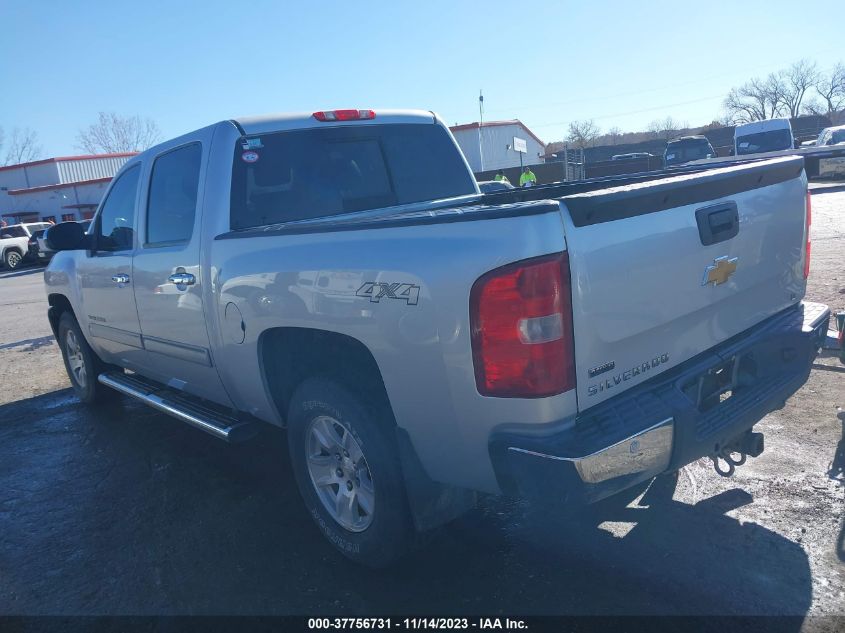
xmin=1 ymin=0 xmax=842 ymax=156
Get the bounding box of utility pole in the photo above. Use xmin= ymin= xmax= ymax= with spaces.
xmin=478 ymin=89 xmax=484 ymax=173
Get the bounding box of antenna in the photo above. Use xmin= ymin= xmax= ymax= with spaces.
xmin=478 ymin=89 xmax=484 ymax=172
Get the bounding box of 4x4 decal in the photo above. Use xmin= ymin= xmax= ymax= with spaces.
xmin=356 ymin=282 xmax=420 ymax=305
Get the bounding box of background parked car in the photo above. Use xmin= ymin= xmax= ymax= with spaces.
xmin=611 ymin=152 xmax=653 ymax=160
xmin=0 ymin=222 xmax=52 ymax=269
xmin=734 ymin=118 xmax=794 ymax=155
xmin=27 ymin=231 xmax=43 ymax=260
xmin=815 ymin=125 xmax=845 ymax=147
xmin=814 ymin=125 xmax=845 ymax=179
xmin=664 ymin=135 xmax=717 ymax=166
xmin=478 ymin=180 xmax=515 ymax=193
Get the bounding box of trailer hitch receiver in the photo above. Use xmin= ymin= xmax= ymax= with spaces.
xmin=712 ymin=431 xmax=764 ymax=477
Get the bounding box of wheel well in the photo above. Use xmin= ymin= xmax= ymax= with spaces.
xmin=3 ymin=246 xmax=23 ymax=256
xmin=258 ymin=327 xmax=393 ymax=426
xmin=259 ymin=327 xmax=476 ymax=530
xmin=47 ymin=294 xmax=74 ymax=339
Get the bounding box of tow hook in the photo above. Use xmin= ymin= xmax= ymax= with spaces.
xmin=712 ymin=431 xmax=764 ymax=477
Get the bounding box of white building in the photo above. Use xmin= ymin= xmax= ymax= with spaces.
xmin=449 ymin=120 xmax=545 ymax=173
xmin=0 ymin=153 xmax=135 ymax=225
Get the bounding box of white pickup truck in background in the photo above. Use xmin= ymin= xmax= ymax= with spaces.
xmin=43 ymin=110 xmax=829 ymax=566
xmin=1 ymin=222 xmax=52 ymax=269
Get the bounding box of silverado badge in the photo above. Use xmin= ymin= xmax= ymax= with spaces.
xmin=702 ymin=256 xmax=738 ymax=287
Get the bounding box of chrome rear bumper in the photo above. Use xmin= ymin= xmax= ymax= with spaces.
xmin=509 ymin=418 xmax=673 ymax=485
xmin=489 ymin=301 xmax=829 ymax=504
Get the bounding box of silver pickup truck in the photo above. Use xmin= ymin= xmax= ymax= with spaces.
xmin=43 ymin=109 xmax=829 ymax=567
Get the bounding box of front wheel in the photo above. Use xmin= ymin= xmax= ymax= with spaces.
xmin=58 ymin=312 xmax=117 ymax=404
xmin=287 ymin=378 xmax=414 ymax=567
xmin=3 ymin=250 xmax=23 ymax=270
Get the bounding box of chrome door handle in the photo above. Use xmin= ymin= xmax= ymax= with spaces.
xmin=111 ymin=274 xmax=130 ymax=284
xmin=168 ymin=272 xmax=196 ymax=286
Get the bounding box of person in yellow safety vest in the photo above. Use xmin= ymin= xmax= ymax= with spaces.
xmin=494 ymin=170 xmax=510 ymax=184
xmin=519 ymin=167 xmax=537 ymax=188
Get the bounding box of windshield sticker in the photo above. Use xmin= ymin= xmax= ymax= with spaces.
xmin=241 ymin=150 xmax=259 ymax=163
xmin=666 ymin=153 xmax=675 ymax=160
xmin=739 ymin=142 xmax=750 ymax=148
xmin=242 ymin=137 xmax=264 ymax=150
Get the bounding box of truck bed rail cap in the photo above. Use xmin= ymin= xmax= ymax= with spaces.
xmin=562 ymin=156 xmax=804 ymax=227
xmin=216 ymin=200 xmax=561 ymax=240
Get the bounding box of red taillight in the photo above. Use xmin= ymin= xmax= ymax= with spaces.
xmin=470 ymin=252 xmax=576 ymax=398
xmin=804 ymin=189 xmax=812 ymax=279
xmin=312 ymin=109 xmax=375 ymax=122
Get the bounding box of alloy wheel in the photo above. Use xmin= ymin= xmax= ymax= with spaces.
xmin=65 ymin=329 xmax=87 ymax=388
xmin=305 ymin=415 xmax=375 ymax=532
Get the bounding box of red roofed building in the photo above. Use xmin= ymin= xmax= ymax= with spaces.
xmin=0 ymin=153 xmax=136 ymax=224
xmin=449 ymin=120 xmax=545 ymax=173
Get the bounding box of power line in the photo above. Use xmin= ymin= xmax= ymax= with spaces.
xmin=529 ymin=94 xmax=725 ymax=129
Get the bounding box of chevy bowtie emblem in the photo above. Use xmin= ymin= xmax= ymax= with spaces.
xmin=702 ymin=256 xmax=738 ymax=286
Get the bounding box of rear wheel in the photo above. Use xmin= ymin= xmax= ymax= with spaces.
xmin=58 ymin=312 xmax=118 ymax=404
xmin=3 ymin=249 xmax=23 ymax=270
xmin=287 ymin=378 xmax=414 ymax=567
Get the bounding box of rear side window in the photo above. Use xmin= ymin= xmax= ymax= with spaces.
xmin=1 ymin=226 xmax=26 ymax=238
xmin=230 ymin=123 xmax=475 ymax=230
xmin=146 ymin=143 xmax=202 ymax=245
xmin=97 ymin=165 xmax=140 ymax=251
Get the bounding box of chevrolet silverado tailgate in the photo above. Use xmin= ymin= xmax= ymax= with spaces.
xmin=560 ymin=156 xmax=809 ymax=411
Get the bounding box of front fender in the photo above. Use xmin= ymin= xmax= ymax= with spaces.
xmin=43 ymin=252 xmax=84 ymax=338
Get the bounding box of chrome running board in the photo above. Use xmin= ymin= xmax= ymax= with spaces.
xmin=98 ymin=372 xmax=258 ymax=443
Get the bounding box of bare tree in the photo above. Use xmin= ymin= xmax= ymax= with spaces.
xmin=801 ymin=98 xmax=826 ymax=116
xmin=76 ymin=112 xmax=162 ymax=154
xmin=647 ymin=116 xmax=682 ymax=140
xmin=774 ymin=59 xmax=819 ymax=118
xmin=723 ymin=74 xmax=782 ymax=123
xmin=0 ymin=126 xmax=42 ymax=166
xmin=607 ymin=126 xmax=622 ymax=145
xmin=566 ymin=119 xmax=600 ymax=149
xmin=815 ymin=62 xmax=845 ymax=116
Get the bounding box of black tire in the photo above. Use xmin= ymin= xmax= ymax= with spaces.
xmin=287 ymin=378 xmax=414 ymax=567
xmin=3 ymin=249 xmax=23 ymax=270
xmin=57 ymin=312 xmax=118 ymax=404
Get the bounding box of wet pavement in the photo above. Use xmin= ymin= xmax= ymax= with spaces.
xmin=0 ymin=388 xmax=832 ymax=618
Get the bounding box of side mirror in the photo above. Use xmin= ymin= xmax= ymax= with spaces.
xmin=45 ymin=221 xmax=88 ymax=252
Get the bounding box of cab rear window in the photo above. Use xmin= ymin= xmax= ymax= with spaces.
xmin=229 ymin=123 xmax=475 ymax=230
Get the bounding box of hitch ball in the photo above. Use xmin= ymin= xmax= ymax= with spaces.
xmin=741 ymin=432 xmax=764 ymax=458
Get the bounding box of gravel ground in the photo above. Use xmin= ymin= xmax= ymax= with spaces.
xmin=0 ymin=184 xmax=842 ymax=622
